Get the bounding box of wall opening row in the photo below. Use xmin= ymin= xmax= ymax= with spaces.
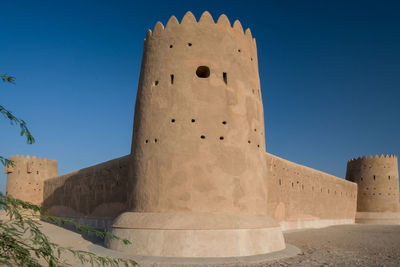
xmin=167 ymin=43 xmax=253 ymax=62
xmin=152 ymin=66 xmax=229 ymax=85
xmin=151 ymin=66 xmax=262 ymax=92
xmin=276 ymin=178 xmax=355 ymax=198
xmin=360 ymin=175 xmax=394 ymax=182
xmin=169 ymin=43 xmax=192 ymax=48
xmin=170 ymin=118 xmax=227 ymax=125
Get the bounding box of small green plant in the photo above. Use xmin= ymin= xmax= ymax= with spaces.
xmin=0 ymin=192 xmax=137 ymax=267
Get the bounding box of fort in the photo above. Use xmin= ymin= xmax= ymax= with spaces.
xmin=4 ymin=11 xmax=400 ymax=259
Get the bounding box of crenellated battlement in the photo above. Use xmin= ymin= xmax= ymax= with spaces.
xmin=144 ymin=11 xmax=256 ymax=47
xmin=5 ymin=155 xmax=57 ymax=174
xmin=347 ymin=154 xmax=397 ymax=164
xmin=7 ymin=154 xmax=57 ymax=162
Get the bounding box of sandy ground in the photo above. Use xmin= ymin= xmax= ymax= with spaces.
xmin=2 ymin=211 xmax=400 ymax=267
xmin=269 ymin=224 xmax=400 ymax=267
xmin=45 ymin=222 xmax=400 ymax=266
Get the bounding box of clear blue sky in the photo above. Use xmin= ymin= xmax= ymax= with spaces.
xmin=1 ymin=0 xmax=399 ymax=193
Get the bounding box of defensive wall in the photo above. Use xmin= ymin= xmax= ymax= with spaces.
xmin=6 ymin=152 xmax=362 ymax=233
xmin=7 ymin=152 xmax=362 ymax=232
xmin=265 ymin=153 xmax=358 ymax=230
xmin=42 ymin=155 xmax=130 ymax=229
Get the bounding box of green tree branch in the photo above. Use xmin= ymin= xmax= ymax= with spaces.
xmin=0 ymin=193 xmax=138 ymax=266
xmin=0 ymin=104 xmax=35 ymax=145
xmin=1 ymin=74 xmax=136 ymax=266
xmin=0 ymin=74 xmax=15 ymax=84
xmin=1 ymin=73 xmax=35 ymax=167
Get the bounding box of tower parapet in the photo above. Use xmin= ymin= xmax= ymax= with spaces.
xmin=346 ymin=154 xmax=399 ymax=212
xmin=5 ymin=155 xmax=58 ymax=205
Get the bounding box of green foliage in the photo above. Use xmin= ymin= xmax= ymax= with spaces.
xmin=0 ymin=193 xmax=138 ymax=267
xmin=0 ymin=74 xmax=15 ymax=84
xmin=1 ymin=73 xmax=137 ymax=266
xmin=1 ymin=73 xmax=35 ymax=167
xmin=0 ymin=156 xmax=14 ymax=167
xmin=0 ymin=104 xmax=35 ymax=145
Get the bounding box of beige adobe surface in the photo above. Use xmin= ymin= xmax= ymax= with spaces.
xmin=355 ymin=211 xmax=400 ymax=224
xmin=128 ymin=11 xmax=266 ymax=215
xmin=42 ymin=155 xmax=130 ymax=229
xmin=5 ymin=155 xmax=57 ymax=205
xmin=108 ymin=213 xmax=285 ymax=257
xmin=265 ymin=153 xmax=357 ymax=230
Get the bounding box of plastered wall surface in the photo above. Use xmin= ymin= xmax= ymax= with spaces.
xmin=42 ymin=155 xmax=130 ymax=228
xmin=5 ymin=155 xmax=58 ymax=205
xmin=265 ymin=153 xmax=357 ymax=226
xmin=346 ymin=155 xmax=399 ymax=212
xmin=128 ymin=12 xmax=268 ymax=215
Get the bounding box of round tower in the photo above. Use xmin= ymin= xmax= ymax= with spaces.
xmin=108 ymin=11 xmax=285 ymax=257
xmin=346 ymin=155 xmax=399 ymax=212
xmin=5 ymin=155 xmax=58 ymax=205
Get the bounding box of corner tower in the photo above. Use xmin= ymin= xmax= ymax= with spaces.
xmin=129 ymin=11 xmax=266 ymax=214
xmin=346 ymin=155 xmax=399 ymax=212
xmin=5 ymin=155 xmax=58 ymax=205
xmin=108 ymin=11 xmax=285 ymax=257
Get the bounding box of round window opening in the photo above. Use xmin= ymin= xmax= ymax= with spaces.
xmin=196 ymin=66 xmax=210 ymax=78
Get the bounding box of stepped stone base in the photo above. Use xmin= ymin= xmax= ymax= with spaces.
xmin=279 ymin=219 xmax=355 ymax=231
xmin=106 ymin=212 xmax=286 ymax=257
xmin=355 ymin=212 xmax=400 ymax=224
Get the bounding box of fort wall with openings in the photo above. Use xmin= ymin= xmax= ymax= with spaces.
xmin=42 ymin=155 xmax=130 ymax=229
xmin=5 ymin=155 xmax=57 ymax=205
xmin=4 ymin=10 xmax=400 ymax=259
xmin=265 ymin=153 xmax=358 ymax=230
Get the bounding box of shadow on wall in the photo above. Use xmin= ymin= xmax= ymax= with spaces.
xmin=42 ymin=155 xmax=131 ymax=229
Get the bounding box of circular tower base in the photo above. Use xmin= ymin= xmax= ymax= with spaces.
xmin=106 ymin=212 xmax=285 ymax=257
xmin=356 ymin=212 xmax=400 ymax=224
